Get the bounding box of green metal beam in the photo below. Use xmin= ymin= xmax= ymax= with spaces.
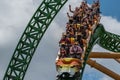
xmin=80 ymin=24 xmax=120 ymax=79
xmin=80 ymin=24 xmax=101 ymax=79
xmin=97 ymin=24 xmax=120 ymax=52
xmin=3 ymin=0 xmax=68 ymax=80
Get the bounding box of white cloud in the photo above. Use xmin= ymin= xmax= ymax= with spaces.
xmin=0 ymin=0 xmax=35 ymax=46
xmin=101 ymin=15 xmax=120 ymax=34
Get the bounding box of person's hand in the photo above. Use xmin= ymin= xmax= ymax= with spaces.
xmin=69 ymin=5 xmax=71 ymax=8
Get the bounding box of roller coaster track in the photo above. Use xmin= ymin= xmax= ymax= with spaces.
xmin=3 ymin=0 xmax=120 ymax=80
xmin=80 ymin=24 xmax=120 ymax=79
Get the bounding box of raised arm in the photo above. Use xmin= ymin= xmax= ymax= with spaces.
xmin=67 ymin=12 xmax=70 ymax=18
xmin=69 ymin=5 xmax=74 ymax=13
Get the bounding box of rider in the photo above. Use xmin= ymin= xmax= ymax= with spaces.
xmin=59 ymin=33 xmax=70 ymax=48
xmin=59 ymin=47 xmax=67 ymax=58
xmin=69 ymin=42 xmax=83 ymax=59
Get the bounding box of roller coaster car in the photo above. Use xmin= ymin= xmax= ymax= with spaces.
xmin=56 ymin=58 xmax=82 ymax=80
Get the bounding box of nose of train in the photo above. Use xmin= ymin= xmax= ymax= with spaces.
xmin=56 ymin=71 xmax=80 ymax=80
xmin=61 ymin=72 xmax=70 ymax=78
xmin=56 ymin=58 xmax=82 ymax=80
xmin=57 ymin=66 xmax=76 ymax=77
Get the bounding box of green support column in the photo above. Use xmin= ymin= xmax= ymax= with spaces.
xmin=3 ymin=0 xmax=68 ymax=80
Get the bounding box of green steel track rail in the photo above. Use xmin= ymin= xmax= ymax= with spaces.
xmin=3 ymin=0 xmax=120 ymax=80
xmin=98 ymin=31 xmax=120 ymax=52
xmin=80 ymin=24 xmax=101 ymax=80
xmin=3 ymin=0 xmax=68 ymax=80
xmin=80 ymin=24 xmax=120 ymax=79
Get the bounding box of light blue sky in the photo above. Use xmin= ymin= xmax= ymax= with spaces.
xmin=88 ymin=0 xmax=120 ymax=21
xmin=0 ymin=0 xmax=120 ymax=80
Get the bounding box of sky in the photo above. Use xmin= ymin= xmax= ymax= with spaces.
xmin=0 ymin=0 xmax=120 ymax=80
